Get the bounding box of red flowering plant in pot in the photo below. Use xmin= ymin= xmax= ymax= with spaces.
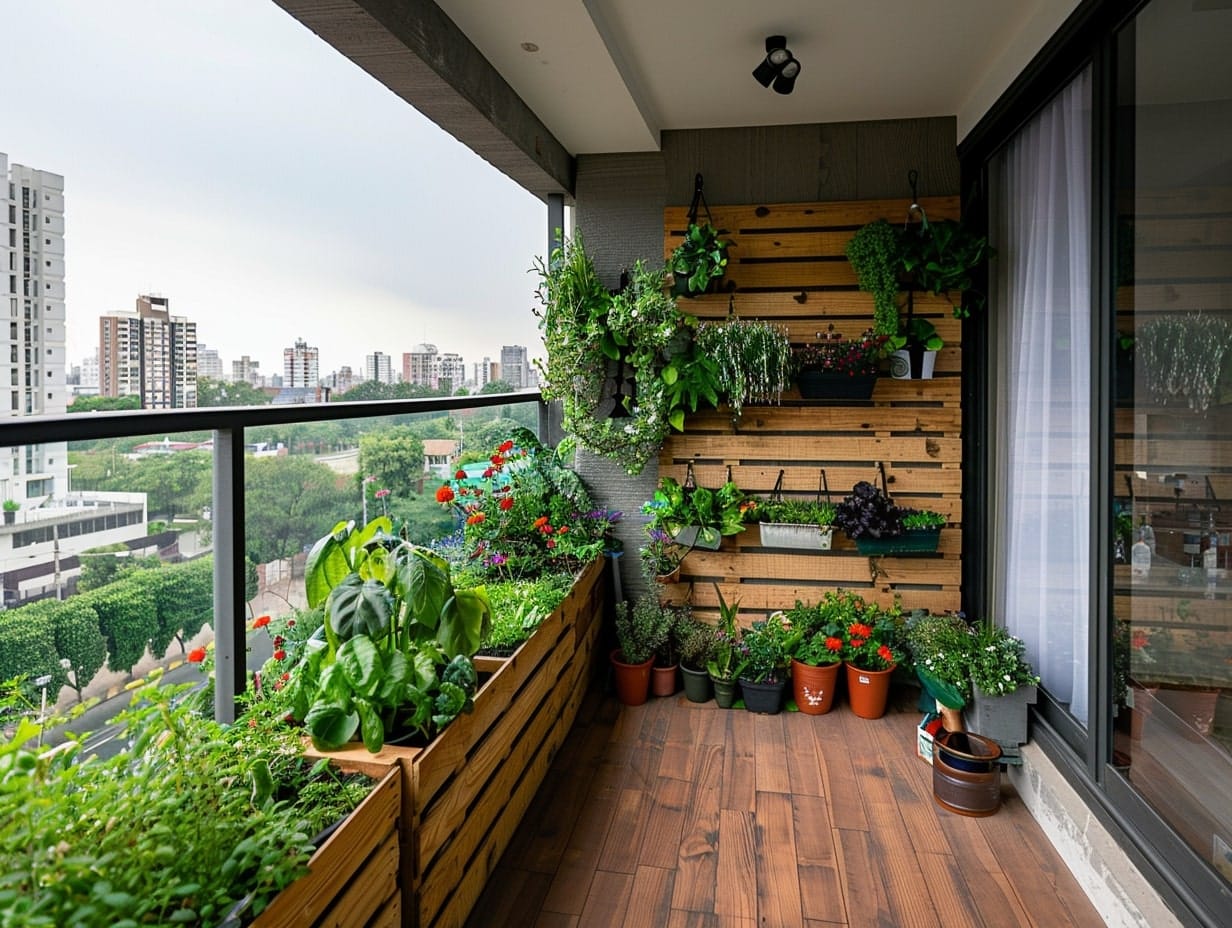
xmin=831 ymin=591 xmax=906 ymax=719
xmin=436 ymin=429 xmax=620 ymax=579
xmin=792 ymin=325 xmax=887 ymax=400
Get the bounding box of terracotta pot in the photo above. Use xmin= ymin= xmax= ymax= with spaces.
xmin=844 ymin=662 xmax=895 ymax=719
xmin=655 ymin=565 xmax=681 ymax=584
xmin=791 ymin=659 xmax=840 ymax=715
xmin=611 ymin=649 xmax=653 ymax=707
xmin=680 ymin=664 xmax=712 ymax=703
xmin=652 ymin=663 xmax=679 ymax=697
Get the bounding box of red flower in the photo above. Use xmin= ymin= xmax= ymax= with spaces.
xmin=825 ymin=636 xmax=843 ymax=653
xmin=499 ymin=496 xmax=515 ymax=511
xmin=877 ymin=644 xmax=895 ymax=665
xmin=187 ymin=647 xmax=207 ymax=663
xmin=546 ymin=539 xmax=556 ymax=549
xmin=498 ymin=440 xmax=514 ymax=453
xmin=1131 ymin=631 xmax=1150 ymax=650
xmin=482 ymin=467 xmax=495 ymax=478
xmin=850 ymin=638 xmax=866 ymax=649
xmin=490 ymin=453 xmax=504 ymax=466
xmin=467 ymin=511 xmax=487 ymax=525
xmin=253 ymin=615 xmax=271 ymax=629
xmin=455 ymin=469 xmax=467 ymax=480
xmin=286 ymin=619 xmax=296 ymax=628
xmin=273 ymin=649 xmax=287 ymax=661
xmin=280 ymin=672 xmax=290 ymax=681
xmin=273 ymin=635 xmax=284 ymax=647
xmin=558 ymin=525 xmax=569 ymax=534
xmin=848 ymin=622 xmax=872 ymax=640
xmin=436 ymin=485 xmax=455 ymax=503
xmin=374 ymin=488 xmax=390 ymax=499
xmin=533 ymin=516 xmax=549 ymax=529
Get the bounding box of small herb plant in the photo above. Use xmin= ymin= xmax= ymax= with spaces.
xmin=614 ymin=596 xmax=672 ymax=665
xmin=675 ymin=610 xmax=713 ymax=671
xmin=738 ymin=612 xmax=792 ymax=684
xmin=758 ymin=498 xmax=835 ymax=527
xmin=901 ymin=509 xmax=946 ymax=530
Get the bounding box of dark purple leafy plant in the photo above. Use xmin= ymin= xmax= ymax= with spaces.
xmin=833 ymin=481 xmax=906 ymax=540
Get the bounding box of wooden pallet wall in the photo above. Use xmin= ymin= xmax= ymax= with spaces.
xmin=661 ymin=197 xmax=963 ymax=624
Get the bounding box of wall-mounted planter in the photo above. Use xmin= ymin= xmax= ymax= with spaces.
xmin=889 ymin=349 xmax=937 ymax=380
xmin=760 ymin=522 xmax=833 ymax=550
xmin=797 ymin=371 xmax=877 ymax=400
xmin=965 ymin=685 xmax=1037 ymax=751
xmin=854 ymin=528 xmax=941 ymax=555
xmin=309 ymin=556 xmax=605 ymax=928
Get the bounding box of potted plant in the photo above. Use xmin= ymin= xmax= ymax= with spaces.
xmin=737 ymin=612 xmax=792 ymax=714
xmin=792 ymin=325 xmax=886 ymax=400
xmin=639 ymin=526 xmax=688 ymax=583
xmin=839 ymin=595 xmax=905 ymax=719
xmin=648 ymin=472 xmax=746 ymax=550
xmin=845 ymin=218 xmax=902 ymax=337
xmin=783 ymin=600 xmax=844 ymax=715
xmin=757 ymin=497 xmax=836 ymax=551
xmin=833 ymin=480 xmax=943 ymax=555
xmin=694 ymin=317 xmax=793 ymax=420
xmin=898 ymin=216 xmax=994 ymax=319
xmin=964 ymin=620 xmax=1039 ymax=751
xmin=286 ymin=517 xmax=490 ymax=752
xmin=675 ymin=610 xmax=714 ymax=703
xmin=669 ymin=222 xmax=731 ymax=297
xmin=1135 ymin=313 xmax=1232 ymax=413
xmin=887 ymin=316 xmax=944 ymax=380
xmin=612 ymin=595 xmax=671 ymax=706
xmin=534 ymin=236 xmax=689 ymax=474
xmin=651 ymin=602 xmax=683 ymax=697
xmin=904 ymin=611 xmax=974 ymax=729
xmin=706 ymin=585 xmax=747 ymax=708
xmin=2 ymin=499 xmax=17 ymax=525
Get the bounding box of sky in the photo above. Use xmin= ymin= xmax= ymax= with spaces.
xmin=0 ymin=1 xmax=551 ymax=380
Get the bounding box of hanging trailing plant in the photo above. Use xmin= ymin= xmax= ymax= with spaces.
xmin=1136 ymin=313 xmax=1232 ymax=413
xmin=533 ymin=233 xmax=689 ymax=473
xmin=694 ymin=317 xmax=792 ymax=420
xmin=845 ymin=219 xmax=902 ymax=337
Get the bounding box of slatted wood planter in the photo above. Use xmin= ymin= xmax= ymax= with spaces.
xmin=309 ymin=556 xmax=606 ymax=928
xmin=251 ymin=765 xmax=402 ymax=928
xmin=664 ymin=197 xmax=964 ymax=622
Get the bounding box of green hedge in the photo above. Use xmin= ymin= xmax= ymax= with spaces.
xmin=0 ymin=609 xmax=68 ymax=701
xmin=17 ymin=598 xmax=107 ymax=701
xmin=83 ymin=580 xmax=157 ymax=674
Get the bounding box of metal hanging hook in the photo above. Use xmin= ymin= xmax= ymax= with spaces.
xmin=905 ymin=169 xmax=926 ymax=227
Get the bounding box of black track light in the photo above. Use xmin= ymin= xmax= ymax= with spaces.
xmin=753 ymin=35 xmax=800 ymax=95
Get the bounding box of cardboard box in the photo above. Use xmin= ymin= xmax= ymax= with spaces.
xmin=917 ymin=712 xmax=944 ymax=765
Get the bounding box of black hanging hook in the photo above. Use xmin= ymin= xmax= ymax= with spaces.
xmin=687 ymin=173 xmax=713 ymax=227
xmin=905 ymin=169 xmax=926 ymax=228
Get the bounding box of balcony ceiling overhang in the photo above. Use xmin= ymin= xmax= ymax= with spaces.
xmin=273 ymin=0 xmax=1081 ymax=199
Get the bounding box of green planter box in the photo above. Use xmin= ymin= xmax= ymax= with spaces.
xmin=854 ymin=528 xmax=941 ymax=555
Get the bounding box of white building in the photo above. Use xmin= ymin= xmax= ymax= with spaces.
xmin=196 ymin=343 xmax=224 ymax=380
xmin=365 ymin=350 xmax=395 ymax=385
xmin=283 ymin=337 xmax=319 ymax=388
xmin=231 ymin=354 xmax=263 ymax=387
xmin=1 ymin=154 xmax=68 ymax=509
xmin=438 ymin=352 xmax=465 ymax=393
xmin=500 ymin=345 xmax=529 ymax=389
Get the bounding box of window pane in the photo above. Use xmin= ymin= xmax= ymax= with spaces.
xmin=1112 ymin=0 xmax=1232 ymax=885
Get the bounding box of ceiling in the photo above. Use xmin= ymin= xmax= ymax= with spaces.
xmin=435 ymin=0 xmax=1080 ymax=153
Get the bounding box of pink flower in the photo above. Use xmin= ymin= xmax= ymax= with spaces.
xmin=375 ymin=488 xmax=390 ymax=499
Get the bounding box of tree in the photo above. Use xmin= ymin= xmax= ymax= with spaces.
xmin=19 ymin=598 xmax=107 ymax=702
xmin=479 ymin=379 xmax=516 ymax=395
xmin=197 ymin=376 xmax=271 ymax=408
xmin=333 ymin=380 xmax=397 ymax=402
xmin=390 ymin=492 xmax=458 ymax=546
xmin=244 ymin=456 xmax=352 ymax=564
xmin=68 ymin=395 xmax=140 ymax=413
xmin=126 ymin=452 xmax=212 ymax=519
xmin=0 ymin=609 xmax=68 ymax=702
xmin=357 ymin=427 xmax=425 ymax=503
xmin=81 ymin=579 xmax=157 ymax=675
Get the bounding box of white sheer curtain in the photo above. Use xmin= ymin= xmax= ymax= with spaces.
xmin=991 ymin=67 xmax=1092 ymax=725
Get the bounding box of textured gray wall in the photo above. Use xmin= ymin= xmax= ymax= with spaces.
xmin=569 ymin=118 xmax=959 ymax=603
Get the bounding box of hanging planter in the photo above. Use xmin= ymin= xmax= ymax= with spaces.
xmin=760 ymin=522 xmax=834 ymax=549
xmin=758 ymin=468 xmax=835 ymax=550
xmin=889 ymin=348 xmax=938 ymax=380
xmin=797 ymin=371 xmax=878 ymax=400
xmin=854 ymin=528 xmax=941 ymax=555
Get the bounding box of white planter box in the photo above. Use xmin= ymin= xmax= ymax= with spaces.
xmin=760 ymin=522 xmax=833 ymax=550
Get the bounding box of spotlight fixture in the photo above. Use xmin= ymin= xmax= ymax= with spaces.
xmin=752 ymin=35 xmax=800 ymax=95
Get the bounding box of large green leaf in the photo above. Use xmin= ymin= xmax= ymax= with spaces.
xmin=326 ymin=574 xmax=393 ymax=642
xmin=304 ymin=700 xmax=359 ymax=751
xmin=355 ymin=699 xmax=385 ymax=753
xmin=437 ymin=588 xmax=492 ymax=658
xmin=337 ymin=635 xmax=382 ymax=699
xmin=400 ymin=548 xmax=451 ymax=633
xmin=305 ymin=520 xmax=354 ymax=608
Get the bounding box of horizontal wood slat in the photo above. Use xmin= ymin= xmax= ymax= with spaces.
xmin=663 ymin=196 xmax=963 ymax=617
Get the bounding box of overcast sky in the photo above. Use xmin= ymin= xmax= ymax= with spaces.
xmin=1 ymin=1 xmax=550 ymax=379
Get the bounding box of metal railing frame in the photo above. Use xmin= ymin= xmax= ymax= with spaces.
xmin=0 ymin=391 xmax=546 ymax=722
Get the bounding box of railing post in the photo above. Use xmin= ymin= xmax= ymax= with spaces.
xmin=213 ymin=427 xmax=246 ymax=723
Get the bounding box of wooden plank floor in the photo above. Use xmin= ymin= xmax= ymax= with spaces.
xmin=467 ymin=686 xmax=1103 ymax=928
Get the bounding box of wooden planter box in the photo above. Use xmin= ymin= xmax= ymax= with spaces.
xmin=252 ymin=765 xmax=402 ymax=928
xmin=312 ymin=556 xmax=606 ymax=928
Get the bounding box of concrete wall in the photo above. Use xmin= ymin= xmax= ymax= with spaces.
xmin=570 ymin=118 xmax=960 ymax=601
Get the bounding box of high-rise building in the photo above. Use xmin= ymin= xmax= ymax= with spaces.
xmin=99 ymin=295 xmax=198 ymax=409
xmin=404 ymin=343 xmax=438 ymax=387
xmin=438 ymin=352 xmax=465 ymax=393
xmin=232 ymin=355 xmax=262 ymax=386
xmin=283 ymin=337 xmax=319 ymax=388
xmin=500 ymin=345 xmax=529 ymax=389
xmin=80 ymin=348 xmax=100 ymax=388
xmin=1 ymin=153 xmax=68 ymax=506
xmin=471 ymin=357 xmax=493 ymax=389
xmin=366 ymin=351 xmax=395 ymax=385
xmin=196 ymin=343 xmax=224 ymax=380
xmin=322 ymin=365 xmax=355 ymax=395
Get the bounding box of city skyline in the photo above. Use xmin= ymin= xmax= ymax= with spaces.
xmin=0 ymin=2 xmax=552 ymax=381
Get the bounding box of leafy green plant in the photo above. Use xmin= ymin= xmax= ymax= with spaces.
xmin=901 ymin=509 xmax=946 ymax=530
xmin=758 ymin=498 xmax=835 ymax=527
xmin=481 ymin=573 xmax=574 ymax=653
xmin=706 ymin=586 xmax=748 ymax=682
xmin=287 ymin=516 xmax=491 ymax=751
xmin=845 ymin=219 xmax=902 ymax=336
xmin=670 ymin=222 xmax=731 ymax=294
xmin=674 ymin=609 xmax=712 ymax=671
xmin=1 ymin=499 xmax=18 ymax=512
xmin=661 ymin=337 xmax=721 ymax=431
xmin=0 ymin=681 xmax=373 ymax=926
xmin=694 ymin=318 xmax=793 ymax=419
xmin=904 ymin=611 xmax=974 ymax=706
xmin=613 ymin=596 xmax=672 ymax=665
xmin=647 ymin=474 xmax=747 ymax=549
xmin=737 ymin=612 xmax=791 ymax=683
xmin=887 ymin=316 xmax=944 ymax=353
xmin=794 ymin=629 xmax=845 ymax=666
xmin=899 ymin=217 xmax=994 ymax=318
xmin=0 ymin=611 xmax=66 ymax=703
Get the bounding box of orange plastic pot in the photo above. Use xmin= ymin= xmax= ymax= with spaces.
xmin=611 ymin=649 xmax=653 ymax=706
xmin=844 ymin=661 xmax=894 ymax=719
xmin=791 ymin=659 xmax=841 ymax=715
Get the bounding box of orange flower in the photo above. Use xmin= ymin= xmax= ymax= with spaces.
xmin=825 ymin=637 xmax=843 ymax=653
xmin=467 ymin=511 xmax=487 ymax=525
xmin=558 ymin=525 xmax=569 ymax=534
xmin=436 ymin=485 xmax=455 ymax=503
xmin=499 ymin=496 xmax=514 ymax=511
xmin=253 ymin=615 xmax=271 ymax=629
xmin=850 ymin=638 xmax=866 ymax=649
xmin=848 ymin=622 xmax=873 ymax=640
xmin=187 ymin=647 xmax=207 ymax=663
xmin=533 ymin=516 xmax=549 ymax=529
xmin=877 ymin=644 xmax=896 ymax=665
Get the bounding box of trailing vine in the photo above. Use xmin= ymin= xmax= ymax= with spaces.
xmin=845 ymin=219 xmax=902 ymax=337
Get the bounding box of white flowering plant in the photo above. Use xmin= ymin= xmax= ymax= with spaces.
xmin=968 ymin=620 xmax=1039 ymax=696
